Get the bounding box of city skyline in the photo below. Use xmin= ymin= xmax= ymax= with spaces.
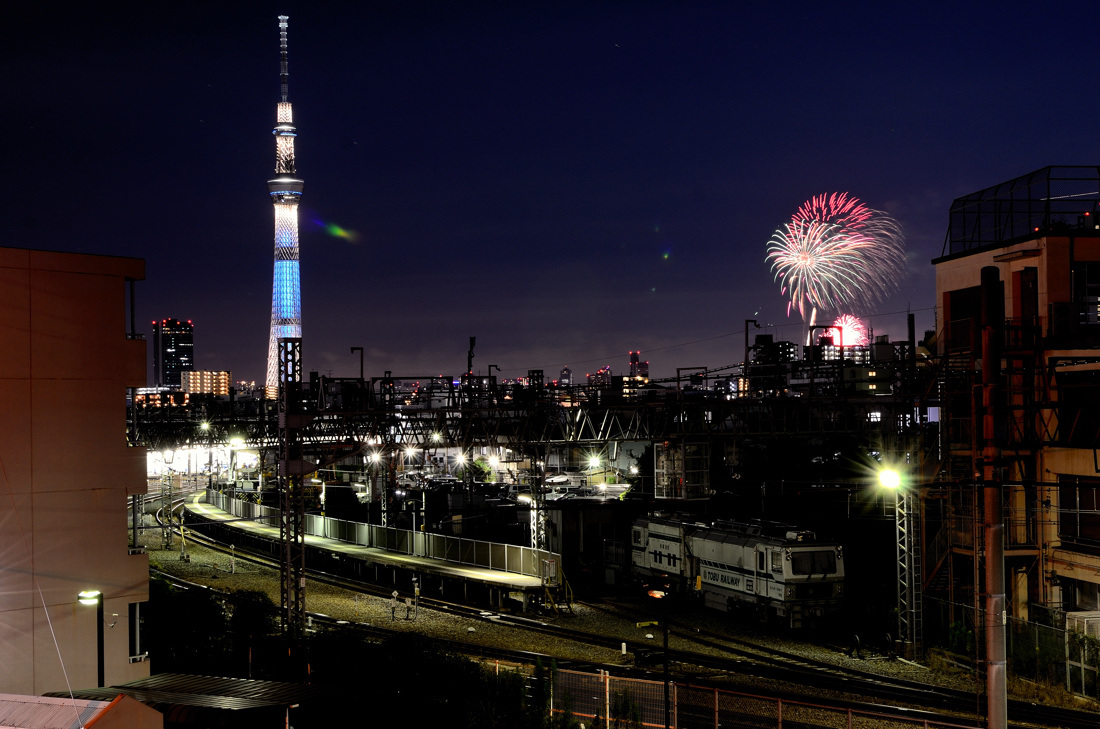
xmin=7 ymin=2 xmax=1096 ymax=383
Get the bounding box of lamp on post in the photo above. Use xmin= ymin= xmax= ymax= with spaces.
xmin=587 ymin=453 xmax=603 ymax=491
xmin=78 ymin=590 xmax=104 ymax=687
xmin=645 ymin=587 xmax=671 ymax=729
xmin=201 ymin=422 xmax=212 ymax=491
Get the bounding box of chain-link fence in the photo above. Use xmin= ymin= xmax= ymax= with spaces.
xmin=550 ymin=669 xmax=975 ymax=729
xmin=553 ymin=669 xmax=669 ymax=728
xmin=924 ymin=596 xmax=1079 ymax=696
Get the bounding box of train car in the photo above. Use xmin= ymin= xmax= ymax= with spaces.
xmin=631 ymin=516 xmax=844 ymax=628
xmin=631 ymin=517 xmax=692 ymax=583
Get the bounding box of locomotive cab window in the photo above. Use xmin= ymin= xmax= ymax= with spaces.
xmin=771 ymin=551 xmax=783 ymax=573
xmin=790 ymin=550 xmax=837 ymax=575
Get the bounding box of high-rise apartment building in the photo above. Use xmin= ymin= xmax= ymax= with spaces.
xmin=181 ymin=370 xmax=231 ymax=396
xmin=152 ymin=318 xmax=193 ymax=388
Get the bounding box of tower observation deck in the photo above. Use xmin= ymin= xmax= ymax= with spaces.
xmin=266 ymin=15 xmax=304 ymax=397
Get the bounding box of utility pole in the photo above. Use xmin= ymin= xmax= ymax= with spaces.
xmin=350 ymin=346 xmax=363 ymax=380
xmin=744 ymin=319 xmax=760 ymax=370
xmin=979 ymin=265 xmax=1007 ymax=729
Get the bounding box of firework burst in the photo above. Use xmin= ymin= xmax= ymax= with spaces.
xmin=766 ymin=192 xmax=906 ymax=327
xmin=828 ymin=313 xmax=868 ymax=347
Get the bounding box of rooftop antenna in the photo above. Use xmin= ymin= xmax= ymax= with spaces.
xmin=278 ymin=15 xmax=290 ymax=103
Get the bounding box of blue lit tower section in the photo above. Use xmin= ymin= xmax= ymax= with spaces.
xmin=265 ymin=15 xmax=304 ymax=396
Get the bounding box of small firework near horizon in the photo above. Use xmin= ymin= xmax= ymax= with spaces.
xmin=766 ymin=192 xmax=906 ymax=332
xmin=828 ymin=313 xmax=869 ymax=347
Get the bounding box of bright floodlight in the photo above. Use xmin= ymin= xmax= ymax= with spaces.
xmin=369 ymin=452 xmax=381 ymax=463
xmin=588 ymin=456 xmax=600 ymax=469
xmin=229 ymin=437 xmax=245 ymax=448
xmin=879 ymin=469 xmax=901 ymax=489
xmin=431 ymin=432 xmax=442 ymax=442
xmin=200 ymin=422 xmax=210 ymax=431
xmin=489 ymin=456 xmax=499 ymax=468
xmin=404 ymin=448 xmax=416 ymax=459
xmin=456 ymin=453 xmax=467 ymax=464
xmin=78 ymin=590 xmax=101 ymax=606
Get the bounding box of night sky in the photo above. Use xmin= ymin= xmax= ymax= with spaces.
xmin=7 ymin=2 xmax=1095 ymax=384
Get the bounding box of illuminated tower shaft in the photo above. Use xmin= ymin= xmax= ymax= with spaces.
xmin=266 ymin=15 xmax=305 ymax=396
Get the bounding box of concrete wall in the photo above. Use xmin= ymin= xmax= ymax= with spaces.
xmin=0 ymin=247 xmax=149 ymax=694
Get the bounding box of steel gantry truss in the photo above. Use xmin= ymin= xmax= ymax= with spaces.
xmin=277 ymin=338 xmax=307 ymax=639
xmin=133 ymin=364 xmax=939 ymax=473
xmin=895 ymin=487 xmax=923 ymax=658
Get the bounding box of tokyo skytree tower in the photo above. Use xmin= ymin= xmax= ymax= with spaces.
xmin=265 ymin=15 xmax=304 ymax=396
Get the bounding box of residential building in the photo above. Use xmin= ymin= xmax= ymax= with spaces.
xmin=181 ymin=370 xmax=231 ymax=396
xmin=0 ymin=247 xmax=150 ymax=694
xmin=928 ymin=166 xmax=1100 ymax=633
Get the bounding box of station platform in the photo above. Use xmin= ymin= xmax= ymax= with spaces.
xmin=183 ymin=491 xmax=553 ymax=611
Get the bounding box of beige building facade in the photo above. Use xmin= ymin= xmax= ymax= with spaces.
xmin=930 ymin=166 xmax=1100 ymax=624
xmin=0 ymin=247 xmax=150 ymax=694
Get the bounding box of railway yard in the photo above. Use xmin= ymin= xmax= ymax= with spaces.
xmin=142 ymin=499 xmax=1100 ymax=729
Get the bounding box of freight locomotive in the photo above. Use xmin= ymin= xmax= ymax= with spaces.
xmin=631 ymin=516 xmax=844 ymax=627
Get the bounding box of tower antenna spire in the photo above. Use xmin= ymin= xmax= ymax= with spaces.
xmin=278 ymin=14 xmax=290 ymax=103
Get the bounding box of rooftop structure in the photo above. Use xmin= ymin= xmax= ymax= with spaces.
xmin=941 ymin=165 xmax=1100 ymax=258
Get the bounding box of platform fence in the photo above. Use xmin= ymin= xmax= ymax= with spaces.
xmin=205 ymin=489 xmax=555 ymax=579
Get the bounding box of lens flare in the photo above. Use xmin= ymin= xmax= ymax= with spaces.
xmin=313 ymin=219 xmax=360 ymax=242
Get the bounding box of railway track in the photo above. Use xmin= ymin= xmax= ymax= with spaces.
xmin=153 ymin=501 xmax=1097 ymax=729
